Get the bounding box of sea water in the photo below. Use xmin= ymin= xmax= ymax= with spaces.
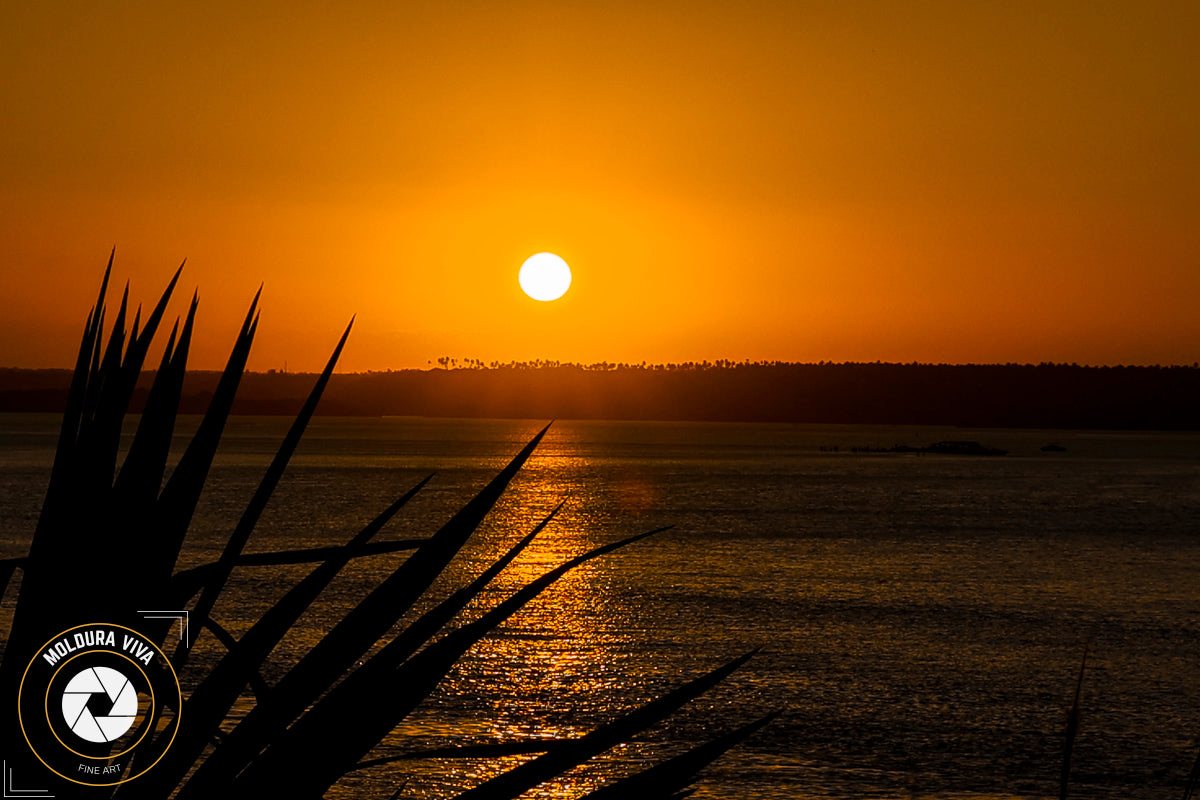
xmin=2 ymin=413 xmax=1199 ymax=799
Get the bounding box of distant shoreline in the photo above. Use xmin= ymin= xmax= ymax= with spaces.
xmin=3 ymin=362 xmax=1199 ymax=430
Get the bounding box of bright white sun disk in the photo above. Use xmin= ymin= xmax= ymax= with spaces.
xmin=519 ymin=253 xmax=571 ymax=301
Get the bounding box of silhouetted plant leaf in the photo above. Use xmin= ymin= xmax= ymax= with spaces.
xmin=198 ymin=617 xmax=271 ymax=701
xmin=3 ymin=258 xmax=766 ymax=800
xmin=114 ymin=286 xmax=194 ymax=508
xmin=231 ymin=524 xmax=672 ymax=797
xmin=449 ymin=649 xmax=758 ymax=800
xmin=0 ymin=560 xmax=18 ymax=603
xmin=179 ymin=317 xmax=353 ymax=666
xmin=179 ymin=424 xmax=553 ymax=798
xmin=1061 ymin=646 xmax=1088 ymax=800
xmin=152 ymin=287 xmax=261 ymax=580
xmin=1183 ymin=741 xmax=1200 ymax=800
xmin=79 ymin=280 xmax=129 ymax=489
xmin=355 ymin=740 xmax=565 ymax=768
xmin=1 ymin=255 xmax=120 ymax=695
xmin=139 ymin=471 xmax=430 ymax=799
xmin=579 ymin=710 xmax=780 ymax=799
xmin=44 ymin=249 xmax=111 ymax=510
xmin=168 ymin=535 xmax=430 ymax=603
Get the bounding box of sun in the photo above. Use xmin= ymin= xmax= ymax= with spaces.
xmin=518 ymin=253 xmax=571 ymax=302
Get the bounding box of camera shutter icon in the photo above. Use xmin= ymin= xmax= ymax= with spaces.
xmin=61 ymin=666 xmax=139 ymax=743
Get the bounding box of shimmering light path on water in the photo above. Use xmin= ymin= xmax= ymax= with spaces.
xmin=2 ymin=415 xmax=1199 ymax=798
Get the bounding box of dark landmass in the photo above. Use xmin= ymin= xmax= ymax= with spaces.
xmin=2 ymin=362 xmax=1199 ymax=429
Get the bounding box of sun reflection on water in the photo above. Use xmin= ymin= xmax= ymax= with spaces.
xmin=349 ymin=428 xmax=666 ymax=799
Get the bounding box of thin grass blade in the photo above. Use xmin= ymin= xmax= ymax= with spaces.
xmin=1060 ymin=646 xmax=1088 ymax=800
xmin=1183 ymin=741 xmax=1200 ymax=800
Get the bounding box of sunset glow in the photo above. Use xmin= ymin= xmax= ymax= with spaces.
xmin=1 ymin=2 xmax=1196 ymax=371
xmin=3 ymin=6 xmax=1200 ymax=797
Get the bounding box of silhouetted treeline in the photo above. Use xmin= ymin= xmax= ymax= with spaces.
xmin=2 ymin=362 xmax=1199 ymax=429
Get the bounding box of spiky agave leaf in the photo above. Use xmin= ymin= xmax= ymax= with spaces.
xmin=0 ymin=258 xmax=191 ymax=793
xmin=112 ymin=287 xmax=194 ymax=508
xmin=169 ymin=426 xmax=553 ymax=797
xmin=76 ymin=280 xmax=129 ymax=488
xmin=1 ymin=533 xmax=429 ymax=609
xmin=7 ymin=258 xmax=770 ymax=800
xmin=341 ymin=503 xmax=565 ymax=685
xmin=446 ymin=650 xmax=758 ymax=800
xmin=354 ymin=740 xmax=566 ymax=769
xmin=176 ymin=317 xmax=353 ymax=667
xmin=197 ymin=617 xmax=271 ymax=701
xmin=168 ymin=535 xmax=430 ymax=604
xmin=0 ymin=256 xmax=109 ymax=692
xmin=2 ymin=262 xmax=181 ymax=692
xmin=177 ymin=505 xmax=561 ymax=798
xmin=42 ymin=249 xmax=111 ymax=514
xmin=149 ymin=286 xmax=261 ymax=581
xmin=126 ymin=473 xmax=434 ymax=800
xmin=578 ymin=710 xmax=781 ymax=799
xmin=127 ymin=289 xmax=258 ymax=646
xmin=234 ymin=529 xmax=678 ymax=797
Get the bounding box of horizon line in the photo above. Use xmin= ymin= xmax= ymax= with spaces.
xmin=4 ymin=359 xmax=1200 ymax=375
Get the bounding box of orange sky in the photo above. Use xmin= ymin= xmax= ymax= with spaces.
xmin=2 ymin=1 xmax=1197 ymax=371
